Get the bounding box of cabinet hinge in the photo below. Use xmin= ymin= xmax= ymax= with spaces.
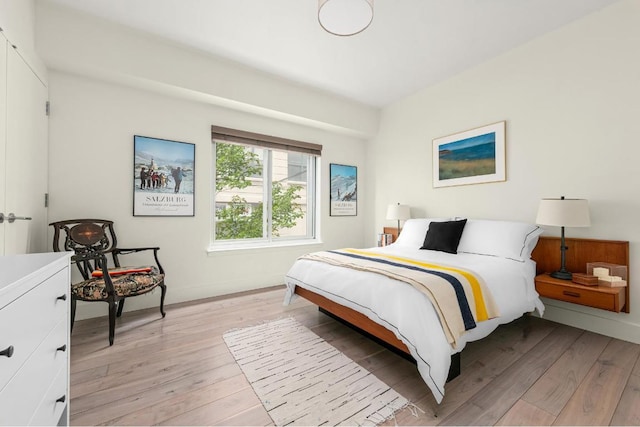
xmin=45 ymin=101 xmax=50 ymax=116
xmin=44 ymin=193 xmax=49 ymax=208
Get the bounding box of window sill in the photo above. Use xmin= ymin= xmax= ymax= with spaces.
xmin=207 ymin=239 xmax=323 ymax=256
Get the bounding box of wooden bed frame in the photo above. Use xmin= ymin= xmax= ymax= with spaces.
xmin=293 ymin=236 xmax=630 ymax=380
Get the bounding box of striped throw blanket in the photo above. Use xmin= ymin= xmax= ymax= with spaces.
xmin=299 ymin=249 xmax=499 ymax=347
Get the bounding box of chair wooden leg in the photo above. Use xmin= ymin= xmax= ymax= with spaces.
xmin=116 ymin=299 xmax=125 ymax=317
xmin=159 ymin=283 xmax=167 ymax=318
xmin=108 ymin=301 xmax=117 ymax=346
xmin=70 ymin=297 xmax=77 ymax=333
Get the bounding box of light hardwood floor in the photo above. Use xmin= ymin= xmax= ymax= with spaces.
xmin=69 ymin=286 xmax=640 ymax=426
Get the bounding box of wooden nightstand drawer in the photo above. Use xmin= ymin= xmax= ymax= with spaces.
xmin=535 ymin=274 xmax=625 ymax=312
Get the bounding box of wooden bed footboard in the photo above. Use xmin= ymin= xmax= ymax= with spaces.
xmin=295 ymin=286 xmax=410 ymax=354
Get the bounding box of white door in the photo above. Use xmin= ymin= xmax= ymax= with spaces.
xmin=0 ymin=38 xmax=6 ymax=253
xmin=0 ymin=39 xmax=48 ymax=255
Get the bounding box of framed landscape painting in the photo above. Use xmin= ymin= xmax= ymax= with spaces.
xmin=432 ymin=121 xmax=506 ymax=188
xmin=133 ymin=135 xmax=195 ymax=216
xmin=330 ymin=163 xmax=357 ymax=216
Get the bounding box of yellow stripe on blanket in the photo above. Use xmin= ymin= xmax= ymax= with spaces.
xmin=299 ymin=248 xmax=499 ymax=347
xmin=345 ymin=249 xmax=492 ymax=322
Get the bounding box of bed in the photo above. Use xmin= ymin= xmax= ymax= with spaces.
xmin=283 ymin=218 xmax=545 ymax=403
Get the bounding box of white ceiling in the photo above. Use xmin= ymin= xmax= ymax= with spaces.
xmin=45 ymin=0 xmax=618 ymax=108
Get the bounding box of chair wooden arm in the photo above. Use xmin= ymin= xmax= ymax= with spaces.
xmin=113 ymin=247 xmax=160 ymax=254
xmin=112 ymin=247 xmax=164 ymax=274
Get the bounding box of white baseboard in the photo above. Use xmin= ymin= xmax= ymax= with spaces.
xmin=74 ymin=273 xmax=286 ymax=321
xmin=535 ymin=298 xmax=640 ymax=345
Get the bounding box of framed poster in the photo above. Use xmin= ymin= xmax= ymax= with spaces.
xmin=133 ymin=135 xmax=195 ymax=216
xmin=330 ymin=163 xmax=357 ymax=216
xmin=433 ymin=121 xmax=506 ymax=188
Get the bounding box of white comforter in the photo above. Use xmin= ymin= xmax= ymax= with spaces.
xmin=283 ymin=244 xmax=544 ymax=403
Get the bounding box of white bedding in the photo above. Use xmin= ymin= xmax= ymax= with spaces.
xmin=283 ymin=244 xmax=544 ymax=403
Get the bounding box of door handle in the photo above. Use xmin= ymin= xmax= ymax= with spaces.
xmin=0 ymin=346 xmax=14 ymax=358
xmin=0 ymin=213 xmax=32 ymax=223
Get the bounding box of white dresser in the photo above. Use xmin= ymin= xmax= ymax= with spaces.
xmin=0 ymin=252 xmax=71 ymax=426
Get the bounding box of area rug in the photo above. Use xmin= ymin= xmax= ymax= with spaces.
xmin=223 ymin=317 xmax=410 ymax=426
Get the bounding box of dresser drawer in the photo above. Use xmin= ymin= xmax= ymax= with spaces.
xmin=0 ymin=268 xmax=68 ymax=388
xmin=0 ymin=319 xmax=68 ymax=426
xmin=29 ymin=365 xmax=68 ymax=426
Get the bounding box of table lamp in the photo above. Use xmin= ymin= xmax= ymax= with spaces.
xmin=386 ymin=203 xmax=411 ymax=233
xmin=536 ymin=196 xmax=591 ymax=280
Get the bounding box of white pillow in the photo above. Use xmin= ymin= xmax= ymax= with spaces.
xmin=393 ymin=218 xmax=449 ymax=248
xmin=456 ymin=219 xmax=543 ymax=262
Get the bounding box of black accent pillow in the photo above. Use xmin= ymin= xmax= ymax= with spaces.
xmin=420 ymin=219 xmax=468 ymax=254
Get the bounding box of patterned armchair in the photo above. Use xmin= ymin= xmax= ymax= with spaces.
xmin=50 ymin=219 xmax=166 ymax=346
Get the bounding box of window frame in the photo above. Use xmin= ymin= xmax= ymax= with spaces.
xmin=210 ymin=126 xmax=322 ymax=251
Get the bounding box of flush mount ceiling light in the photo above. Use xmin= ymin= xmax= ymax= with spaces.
xmin=318 ymin=0 xmax=374 ymax=36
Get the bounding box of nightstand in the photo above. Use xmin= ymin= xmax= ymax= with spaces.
xmin=535 ymin=273 xmax=626 ymax=313
xmin=383 ymin=227 xmax=398 ymax=243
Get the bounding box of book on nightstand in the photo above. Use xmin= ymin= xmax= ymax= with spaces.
xmin=572 ymin=273 xmax=599 ymax=286
xmin=377 ymin=233 xmax=393 ymax=247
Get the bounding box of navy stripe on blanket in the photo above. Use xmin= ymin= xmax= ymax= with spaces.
xmin=329 ymin=250 xmax=476 ymax=330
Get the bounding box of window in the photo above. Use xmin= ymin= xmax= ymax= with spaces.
xmin=287 ymin=152 xmax=307 ymax=182
xmin=211 ymin=126 xmax=321 ymax=247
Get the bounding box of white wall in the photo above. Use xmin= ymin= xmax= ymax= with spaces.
xmin=367 ymin=0 xmax=640 ymax=343
xmin=0 ymin=0 xmax=35 ymax=51
xmin=0 ymin=0 xmax=47 ymax=80
xmin=38 ymin=3 xmax=371 ymax=320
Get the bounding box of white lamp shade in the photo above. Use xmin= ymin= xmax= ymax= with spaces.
xmin=536 ymin=198 xmax=591 ymax=227
xmin=318 ymin=0 xmax=374 ymax=36
xmin=386 ymin=204 xmax=411 ymax=221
